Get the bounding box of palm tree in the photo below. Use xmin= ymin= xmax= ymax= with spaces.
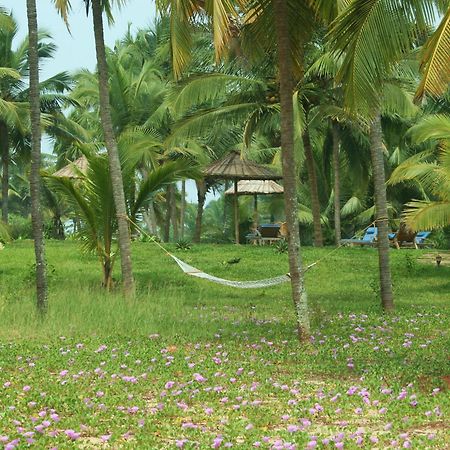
xmin=54 ymin=0 xmax=134 ymax=297
xmin=271 ymin=0 xmax=310 ymax=339
xmin=328 ymin=1 xmax=439 ymax=311
xmin=0 ymin=9 xmax=73 ymax=224
xmin=46 ymin=151 xmax=197 ymax=287
xmin=26 ymin=0 xmax=47 ymax=313
xmin=389 ymin=114 xmax=450 ymax=229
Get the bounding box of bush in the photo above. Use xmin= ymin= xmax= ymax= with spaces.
xmin=8 ymin=215 xmax=32 ymax=240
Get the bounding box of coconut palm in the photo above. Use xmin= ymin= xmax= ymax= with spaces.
xmin=53 ymin=0 xmax=134 ymax=297
xmin=0 ymin=9 xmax=69 ymax=224
xmin=327 ymin=0 xmax=439 ymax=311
xmin=26 ymin=0 xmax=47 ymax=312
xmin=157 ymin=0 xmax=350 ymax=339
xmin=46 ymin=150 xmax=198 ymax=288
xmin=389 ymin=114 xmax=450 ymax=229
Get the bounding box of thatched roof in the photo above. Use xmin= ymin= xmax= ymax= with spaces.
xmin=224 ymin=179 xmax=284 ymax=195
xmin=53 ymin=156 xmax=89 ymax=178
xmin=204 ymin=151 xmax=282 ymax=180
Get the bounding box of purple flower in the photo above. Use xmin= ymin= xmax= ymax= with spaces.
xmin=23 ymin=385 xmax=31 ymax=392
xmin=64 ymin=429 xmax=80 ymax=440
xmin=193 ymin=373 xmax=207 ymax=382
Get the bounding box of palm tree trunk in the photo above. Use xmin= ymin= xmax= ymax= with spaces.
xmin=193 ymin=179 xmax=206 ymax=243
xmin=0 ymin=121 xmax=9 ymax=224
xmin=180 ymin=180 xmax=186 ymax=239
xmin=273 ymin=0 xmax=310 ymax=342
xmin=143 ymin=204 xmax=158 ymax=235
xmin=302 ymin=126 xmax=323 ymax=247
xmin=369 ymin=113 xmax=394 ymax=311
xmin=91 ymin=0 xmax=134 ymax=297
xmin=26 ymin=0 xmax=48 ymax=313
xmin=163 ymin=185 xmax=171 ymax=242
xmin=332 ymin=121 xmax=341 ymax=245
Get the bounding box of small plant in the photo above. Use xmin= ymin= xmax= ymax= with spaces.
xmin=176 ymin=239 xmax=192 ymax=250
xmin=404 ymin=252 xmax=418 ymax=274
xmin=275 ymin=239 xmax=288 ymax=254
xmin=25 ymin=262 xmax=57 ymax=284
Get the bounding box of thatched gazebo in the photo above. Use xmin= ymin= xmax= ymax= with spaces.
xmin=204 ymin=151 xmax=282 ymax=244
xmin=53 ymin=155 xmax=89 ymax=179
xmin=225 ymin=179 xmax=284 ymax=229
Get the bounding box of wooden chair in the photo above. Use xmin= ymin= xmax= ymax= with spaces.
xmin=258 ymin=224 xmax=281 ymax=245
xmin=392 ymin=223 xmax=417 ymax=249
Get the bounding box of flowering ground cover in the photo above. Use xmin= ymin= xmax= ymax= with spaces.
xmin=0 ymin=241 xmax=449 ymax=449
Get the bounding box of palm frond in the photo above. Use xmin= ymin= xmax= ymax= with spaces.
xmin=329 ymin=0 xmax=435 ymax=113
xmin=415 ymin=7 xmax=450 ymax=101
xmin=167 ymin=102 xmax=261 ymax=145
xmin=133 ymin=159 xmax=200 ymax=215
xmin=404 ymin=200 xmax=450 ymax=230
xmin=341 ymin=195 xmax=365 ymax=217
xmin=171 ymin=73 xmax=262 ymax=116
xmin=407 ymin=114 xmax=450 ymax=142
xmin=0 ymin=67 xmax=20 ymax=80
xmin=52 ymin=0 xmax=73 ymax=29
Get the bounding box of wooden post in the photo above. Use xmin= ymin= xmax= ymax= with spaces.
xmin=253 ymin=194 xmax=258 ymax=228
xmin=234 ymin=179 xmax=239 ymax=244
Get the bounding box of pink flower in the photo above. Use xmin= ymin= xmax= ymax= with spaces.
xmin=23 ymin=385 xmax=31 ymax=392
xmin=193 ymin=373 xmax=207 ymax=382
xmin=64 ymin=429 xmax=80 ymax=440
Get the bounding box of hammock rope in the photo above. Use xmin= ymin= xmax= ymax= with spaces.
xmin=126 ymin=216 xmax=376 ymax=289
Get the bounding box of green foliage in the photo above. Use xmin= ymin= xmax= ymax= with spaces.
xmin=275 ymin=239 xmax=288 ymax=253
xmin=0 ymin=220 xmax=11 ymax=243
xmin=175 ymin=239 xmax=191 ymax=250
xmin=8 ymin=214 xmax=32 ymax=239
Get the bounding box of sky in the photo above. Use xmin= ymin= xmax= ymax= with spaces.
xmin=2 ymin=0 xmax=210 ymax=202
xmin=2 ymin=0 xmax=156 ymax=79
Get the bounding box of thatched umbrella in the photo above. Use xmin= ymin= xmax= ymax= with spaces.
xmin=225 ymin=179 xmax=284 ymax=229
xmin=52 ymin=156 xmax=89 ymax=234
xmin=204 ymin=151 xmax=282 ymax=244
xmin=53 ymin=155 xmax=89 ymax=178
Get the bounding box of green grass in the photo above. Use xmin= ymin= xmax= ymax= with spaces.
xmin=0 ymin=241 xmax=448 ymax=449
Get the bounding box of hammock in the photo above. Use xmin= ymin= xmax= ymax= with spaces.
xmin=170 ymin=254 xmax=313 ymax=289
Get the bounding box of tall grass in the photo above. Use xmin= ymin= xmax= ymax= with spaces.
xmin=0 ymin=240 xmax=448 ymax=340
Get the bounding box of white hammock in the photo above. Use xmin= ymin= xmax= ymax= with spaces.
xmin=170 ymin=254 xmax=299 ymax=289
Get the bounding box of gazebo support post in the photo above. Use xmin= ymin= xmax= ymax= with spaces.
xmin=253 ymin=194 xmax=258 ymax=229
xmin=234 ymin=179 xmax=239 ymax=244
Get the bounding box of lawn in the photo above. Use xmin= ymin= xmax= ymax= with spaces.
xmin=0 ymin=241 xmax=449 ymax=449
